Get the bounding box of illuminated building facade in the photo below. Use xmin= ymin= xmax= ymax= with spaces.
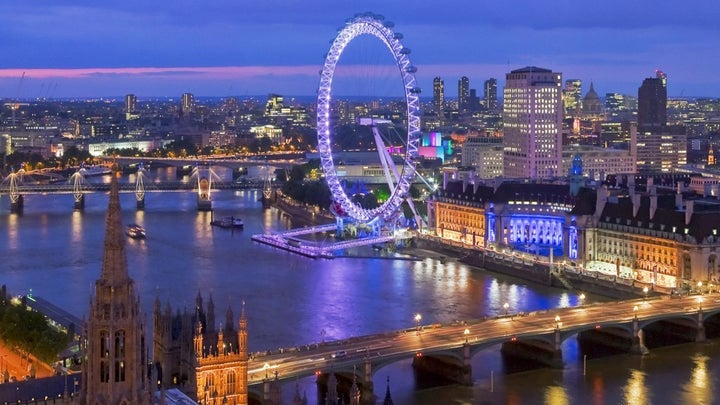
xmin=80 ymin=178 xmax=152 ymax=404
xmin=182 ymin=93 xmax=195 ymax=116
xmin=561 ymin=145 xmax=635 ymax=181
xmin=458 ymin=76 xmax=470 ymax=113
xmin=562 ymin=79 xmax=582 ymax=117
xmin=153 ymin=293 xmax=249 ymax=404
xmin=503 ymin=66 xmax=563 ymax=179
xmin=483 ymin=78 xmax=497 ymax=111
xmin=461 ymin=137 xmax=504 ymax=179
xmin=433 ymin=77 xmax=444 ymax=117
xmin=428 ymin=176 xmax=720 ymax=290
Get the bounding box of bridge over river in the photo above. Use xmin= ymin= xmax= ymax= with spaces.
xmin=245 ymin=293 xmax=720 ymax=403
xmin=0 ymin=165 xmax=267 ymax=213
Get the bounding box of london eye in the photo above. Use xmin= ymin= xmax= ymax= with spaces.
xmin=316 ymin=13 xmax=421 ymax=225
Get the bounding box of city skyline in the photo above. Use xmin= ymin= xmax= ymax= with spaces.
xmin=1 ymin=1 xmax=719 ymax=98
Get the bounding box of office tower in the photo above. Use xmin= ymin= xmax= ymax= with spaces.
xmin=637 ymin=70 xmax=667 ymax=130
xmin=484 ymin=78 xmax=497 ymax=111
xmin=433 ymin=77 xmax=444 ymax=116
xmin=182 ymin=92 xmax=195 ymax=115
xmin=469 ymin=88 xmax=479 ymax=112
xmin=125 ymin=94 xmax=136 ymax=114
xmin=458 ymin=76 xmax=470 ymax=113
xmin=503 ymin=66 xmax=563 ymax=179
xmin=563 ymin=79 xmax=582 ymax=117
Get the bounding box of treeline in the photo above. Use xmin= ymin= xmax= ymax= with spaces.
xmin=0 ymin=286 xmax=70 ymax=365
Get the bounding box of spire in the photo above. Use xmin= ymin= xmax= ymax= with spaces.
xmin=99 ymin=176 xmax=129 ymax=284
xmin=383 ymin=377 xmax=394 ymax=405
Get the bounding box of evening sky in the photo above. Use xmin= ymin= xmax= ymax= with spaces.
xmin=1 ymin=0 xmax=718 ymax=99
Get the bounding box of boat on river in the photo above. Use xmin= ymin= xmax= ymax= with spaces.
xmin=211 ymin=216 xmax=244 ymax=229
xmin=126 ymin=224 xmax=146 ymax=239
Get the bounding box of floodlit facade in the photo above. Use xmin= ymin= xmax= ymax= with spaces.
xmin=503 ymin=66 xmax=563 ymax=179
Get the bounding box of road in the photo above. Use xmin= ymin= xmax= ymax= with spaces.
xmin=247 ymin=292 xmax=717 ymax=384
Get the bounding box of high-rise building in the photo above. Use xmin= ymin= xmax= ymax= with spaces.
xmin=182 ymin=92 xmax=195 ymax=115
xmin=125 ymin=94 xmax=136 ymax=114
xmin=433 ymin=77 xmax=444 ymax=116
xmin=458 ymin=76 xmax=470 ymax=113
xmin=637 ymin=70 xmax=667 ymax=130
xmin=502 ymin=66 xmax=563 ymax=179
xmin=483 ymin=78 xmax=497 ymax=111
xmin=562 ymin=79 xmax=582 ymax=117
xmin=80 ymin=177 xmax=151 ymax=403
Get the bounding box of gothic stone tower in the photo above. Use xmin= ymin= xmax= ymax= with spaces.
xmin=80 ymin=177 xmax=151 ymax=404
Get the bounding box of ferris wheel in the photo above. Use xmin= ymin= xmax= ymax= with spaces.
xmin=316 ymin=12 xmax=421 ymax=224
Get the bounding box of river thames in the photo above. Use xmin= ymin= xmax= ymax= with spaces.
xmin=2 ymin=167 xmax=720 ymax=404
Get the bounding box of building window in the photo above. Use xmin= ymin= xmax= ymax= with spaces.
xmin=227 ymin=371 xmax=236 ymax=395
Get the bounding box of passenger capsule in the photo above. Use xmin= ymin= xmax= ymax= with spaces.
xmin=405 ymin=66 xmax=418 ymax=73
xmin=393 ymin=32 xmax=404 ymax=40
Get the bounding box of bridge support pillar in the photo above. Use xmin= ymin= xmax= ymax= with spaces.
xmin=361 ymin=358 xmax=374 ymax=405
xmin=551 ymin=328 xmax=564 ymax=369
xmin=74 ymin=195 xmax=85 ymax=211
xmin=10 ymin=195 xmax=23 ymax=214
xmin=697 ymin=308 xmax=706 ymax=343
xmin=136 ymin=196 xmax=145 ymax=210
xmin=630 ymin=317 xmax=649 ymax=355
xmin=197 ymin=197 xmax=212 ymax=211
xmin=412 ymin=352 xmax=472 ymax=386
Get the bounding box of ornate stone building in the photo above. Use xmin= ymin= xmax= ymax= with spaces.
xmin=153 ymin=293 xmax=248 ymax=404
xmin=427 ymin=175 xmax=720 ymax=291
xmin=79 ymin=177 xmax=152 ymax=404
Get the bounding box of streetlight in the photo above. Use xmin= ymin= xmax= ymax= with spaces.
xmin=579 ymin=293 xmax=586 ymax=303
xmin=414 ymin=313 xmax=422 ymax=332
xmin=633 ymin=305 xmax=638 ymax=320
xmin=503 ymin=302 xmax=509 ymax=316
xmin=643 ymin=286 xmax=649 ymax=301
xmin=698 ymin=281 xmax=703 ymax=294
xmin=554 ymin=315 xmax=561 ymax=330
xmin=464 ymin=328 xmax=470 ymax=343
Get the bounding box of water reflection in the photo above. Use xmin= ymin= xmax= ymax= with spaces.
xmin=623 ymin=369 xmax=648 ymax=404
xmin=544 ymin=385 xmax=569 ymax=405
xmin=683 ymin=353 xmax=713 ymax=405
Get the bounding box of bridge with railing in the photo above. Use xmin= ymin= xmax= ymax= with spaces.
xmin=245 ymin=293 xmax=720 ymax=403
xmin=0 ymin=166 xmax=266 ymax=213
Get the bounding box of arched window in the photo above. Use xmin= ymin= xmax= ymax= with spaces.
xmin=115 ymin=360 xmax=125 ymax=382
xmin=100 ymin=330 xmax=109 ymax=358
xmin=227 ymin=371 xmax=236 ymax=394
xmin=115 ymin=330 xmax=125 ymax=358
xmin=100 ymin=360 xmax=109 ymax=383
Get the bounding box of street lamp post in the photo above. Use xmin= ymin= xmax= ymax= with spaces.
xmin=643 ymin=286 xmax=649 ymax=301
xmin=554 ymin=315 xmax=561 ymax=330
xmin=503 ymin=302 xmax=509 ymax=316
xmin=464 ymin=328 xmax=470 ymax=344
xmin=415 ymin=313 xmax=422 ymax=333
xmin=698 ymin=281 xmax=703 ymax=294
xmin=633 ymin=305 xmax=638 ymax=320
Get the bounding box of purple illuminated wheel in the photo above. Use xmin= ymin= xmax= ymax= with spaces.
xmin=317 ymin=13 xmax=421 ymax=223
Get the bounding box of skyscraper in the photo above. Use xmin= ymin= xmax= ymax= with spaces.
xmin=503 ymin=66 xmax=563 ymax=179
xmin=458 ymin=76 xmax=470 ymax=113
xmin=637 ymin=70 xmax=667 ymax=130
xmin=125 ymin=94 xmax=136 ymax=114
xmin=562 ymin=79 xmax=582 ymax=117
xmin=433 ymin=77 xmax=444 ymax=117
xmin=80 ymin=177 xmax=151 ymax=403
xmin=182 ymin=92 xmax=195 ymax=115
xmin=484 ymin=78 xmax=497 ymax=111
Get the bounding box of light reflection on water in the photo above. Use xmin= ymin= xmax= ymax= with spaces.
xmin=2 ymin=171 xmax=720 ymax=403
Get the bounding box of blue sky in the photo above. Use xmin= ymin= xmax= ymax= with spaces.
xmin=1 ymin=0 xmax=719 ymax=99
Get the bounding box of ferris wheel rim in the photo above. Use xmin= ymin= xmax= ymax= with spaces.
xmin=316 ymin=13 xmax=421 ymax=224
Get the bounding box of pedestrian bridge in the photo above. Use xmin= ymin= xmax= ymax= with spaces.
xmin=246 ymin=293 xmax=720 ymax=404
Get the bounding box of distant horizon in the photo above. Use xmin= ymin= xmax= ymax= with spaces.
xmin=3 ymin=2 xmax=719 ymax=98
